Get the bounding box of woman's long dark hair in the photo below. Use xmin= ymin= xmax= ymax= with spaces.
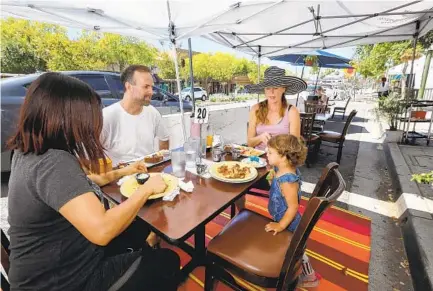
xmin=7 ymin=72 xmax=106 ymax=173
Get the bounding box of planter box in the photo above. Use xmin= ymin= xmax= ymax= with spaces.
xmin=385 ymin=129 xmax=403 ymax=143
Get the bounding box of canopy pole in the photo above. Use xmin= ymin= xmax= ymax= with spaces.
xmin=172 ymin=44 xmax=187 ymax=142
xmin=167 ymin=1 xmax=186 ymax=143
xmin=296 ymin=65 xmax=305 ymax=107
xmin=314 ymin=67 xmax=321 ymax=91
xmin=257 ymin=45 xmax=262 ymax=103
xmin=188 ymin=38 xmax=195 ymax=115
xmin=408 ymin=21 xmax=420 ymax=94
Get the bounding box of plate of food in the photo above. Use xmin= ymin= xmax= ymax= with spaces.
xmin=120 ymin=173 xmax=178 ymax=200
xmin=240 ymin=157 xmax=267 ymax=168
xmin=209 ymin=161 xmax=258 ymax=183
xmin=143 ymin=150 xmax=170 ymax=167
xmin=232 ymin=145 xmax=265 ymax=157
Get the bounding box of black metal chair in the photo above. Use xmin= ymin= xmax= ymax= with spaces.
xmin=300 ymin=112 xmax=321 ymax=167
xmin=1 ymin=229 xmax=10 ymax=291
xmin=332 ymin=97 xmax=351 ymax=120
xmin=319 ymin=110 xmax=357 ymax=164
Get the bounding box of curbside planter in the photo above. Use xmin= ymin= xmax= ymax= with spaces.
xmin=385 ymin=129 xmax=403 ymax=143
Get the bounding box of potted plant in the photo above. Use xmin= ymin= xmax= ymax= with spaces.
xmin=411 ymin=171 xmax=433 ymax=189
xmin=377 ymin=92 xmax=404 ymax=143
xmin=304 ymin=55 xmax=318 ymax=67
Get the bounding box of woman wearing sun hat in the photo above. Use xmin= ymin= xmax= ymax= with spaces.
xmin=246 ymin=66 xmax=307 ymax=150
xmin=235 ymin=66 xmax=306 ymax=207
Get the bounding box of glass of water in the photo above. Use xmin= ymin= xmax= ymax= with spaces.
xmin=171 ymin=151 xmax=186 ymax=178
xmin=184 ymin=139 xmax=198 ymax=168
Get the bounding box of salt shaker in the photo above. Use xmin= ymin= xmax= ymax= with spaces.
xmin=212 ymin=147 xmax=223 ymax=162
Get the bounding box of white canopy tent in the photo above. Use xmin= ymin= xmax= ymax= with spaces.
xmin=1 ymin=0 xmax=243 ymax=143
xmin=2 ymin=0 xmax=433 ymax=137
xmin=200 ymin=1 xmax=433 ymax=56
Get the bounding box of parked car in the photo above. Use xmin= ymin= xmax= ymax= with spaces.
xmin=1 ymin=71 xmax=192 ymax=172
xmin=179 ymin=87 xmax=208 ymax=101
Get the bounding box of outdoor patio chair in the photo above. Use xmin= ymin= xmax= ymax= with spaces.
xmin=0 ymin=228 xmax=140 ymax=291
xmin=332 ymin=97 xmax=351 ymax=120
xmin=1 ymin=229 xmax=10 ymax=291
xmin=300 ymin=112 xmax=321 ymax=167
xmin=305 ymin=101 xmax=328 ymax=133
xmin=204 ymin=163 xmax=346 ymax=291
xmin=319 ymin=110 xmax=357 ymax=164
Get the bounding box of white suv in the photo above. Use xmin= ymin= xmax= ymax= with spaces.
xmin=180 ymin=87 xmax=208 ymax=101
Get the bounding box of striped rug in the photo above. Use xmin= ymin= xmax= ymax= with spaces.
xmin=167 ymin=194 xmax=371 ymax=291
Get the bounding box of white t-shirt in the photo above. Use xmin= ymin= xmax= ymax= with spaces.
xmin=101 ymin=102 xmax=169 ymax=166
xmin=378 ymin=82 xmax=389 ymax=92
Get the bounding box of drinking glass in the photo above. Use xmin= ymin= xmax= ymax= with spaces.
xmin=171 ymin=151 xmax=186 ymax=178
xmin=184 ymin=139 xmax=199 ymax=168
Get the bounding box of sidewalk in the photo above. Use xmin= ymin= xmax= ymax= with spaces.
xmin=387 ymin=143 xmax=433 ymax=291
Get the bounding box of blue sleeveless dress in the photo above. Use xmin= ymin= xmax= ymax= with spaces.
xmin=268 ymin=168 xmax=302 ymax=232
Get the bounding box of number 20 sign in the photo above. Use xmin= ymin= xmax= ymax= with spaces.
xmin=194 ymin=106 xmax=209 ymax=124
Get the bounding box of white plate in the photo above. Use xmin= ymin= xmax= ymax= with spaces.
xmin=120 ymin=151 xmax=171 ymax=168
xmin=240 ymin=158 xmax=267 ymax=168
xmin=209 ymin=161 xmax=258 ymax=184
xmin=232 ymin=145 xmax=266 ymax=157
xmin=120 ymin=173 xmax=178 ymax=200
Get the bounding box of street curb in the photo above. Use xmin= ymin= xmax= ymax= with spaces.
xmin=386 ymin=142 xmax=433 ymax=291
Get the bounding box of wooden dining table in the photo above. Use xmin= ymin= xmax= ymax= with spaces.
xmin=102 ymin=152 xmax=270 ymax=278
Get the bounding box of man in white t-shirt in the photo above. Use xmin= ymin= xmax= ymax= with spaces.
xmin=102 ymin=65 xmax=169 ymax=166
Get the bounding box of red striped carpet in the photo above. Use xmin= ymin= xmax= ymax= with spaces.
xmin=165 ymin=194 xmax=371 ymax=291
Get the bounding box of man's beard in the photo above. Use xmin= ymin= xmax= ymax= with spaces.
xmin=142 ymin=95 xmax=151 ymax=106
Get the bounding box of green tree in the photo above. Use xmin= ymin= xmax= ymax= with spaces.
xmin=321 ymin=69 xmax=336 ymax=78
xmin=181 ymin=53 xmax=213 ymax=90
xmin=247 ymin=61 xmax=268 ymax=84
xmin=47 ymin=32 xmax=106 ymax=71
xmin=419 ymin=30 xmax=433 ymax=50
xmin=155 ymin=52 xmax=176 ymax=79
xmin=1 ymin=18 xmax=67 ymax=73
xmin=354 ymin=41 xmax=423 ymax=78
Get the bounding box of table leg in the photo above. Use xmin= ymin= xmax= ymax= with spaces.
xmin=178 ymin=225 xmax=206 ymax=281
xmin=231 ymin=203 xmax=236 ymax=218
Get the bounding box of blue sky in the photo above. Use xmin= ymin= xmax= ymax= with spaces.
xmin=68 ymin=28 xmax=356 ymax=78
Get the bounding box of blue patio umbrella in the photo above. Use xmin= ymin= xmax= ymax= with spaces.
xmin=270 ymin=50 xmax=353 ymax=105
xmin=270 ymin=50 xmax=352 ymax=68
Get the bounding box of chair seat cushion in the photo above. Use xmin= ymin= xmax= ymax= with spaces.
xmin=207 ymin=209 xmax=293 ymax=278
xmin=301 ymin=134 xmax=320 ymax=143
xmin=319 ymin=131 xmax=342 ymax=142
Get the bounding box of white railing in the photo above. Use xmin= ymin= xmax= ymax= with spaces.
xmin=414 ymin=88 xmax=433 ymax=100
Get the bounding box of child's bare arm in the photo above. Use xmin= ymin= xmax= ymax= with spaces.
xmin=265 ymin=182 xmax=300 ymax=235
xmin=278 ymin=183 xmax=300 ymax=229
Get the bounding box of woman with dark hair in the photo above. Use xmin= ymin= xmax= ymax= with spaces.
xmin=7 ymin=73 xmax=180 ymax=291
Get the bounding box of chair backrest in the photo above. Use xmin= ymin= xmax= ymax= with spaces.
xmin=344 ymin=97 xmax=351 ymax=109
xmin=305 ymin=102 xmax=326 ymax=114
xmin=1 ymin=229 xmax=11 ymax=291
xmin=276 ymin=163 xmax=346 ymax=291
xmin=300 ymin=113 xmax=316 ymax=143
xmin=341 ymin=110 xmax=357 ymax=138
xmin=1 ymin=229 xmax=10 ymax=275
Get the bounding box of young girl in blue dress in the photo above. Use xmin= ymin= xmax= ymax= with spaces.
xmin=265 ymin=134 xmax=320 ymax=288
